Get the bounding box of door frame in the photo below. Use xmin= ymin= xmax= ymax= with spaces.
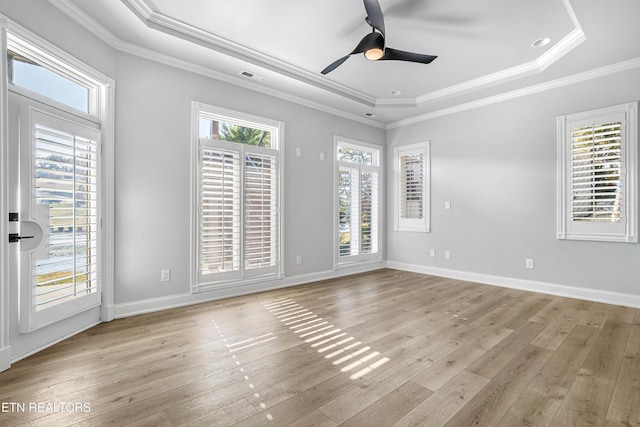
xmin=0 ymin=18 xmax=115 ymax=372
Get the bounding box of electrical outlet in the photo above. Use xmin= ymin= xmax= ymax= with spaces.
xmin=296 ymin=148 xmax=302 ymax=157
xmin=444 ymin=250 xmax=451 ymax=260
xmin=161 ymin=269 xmax=171 ymax=282
xmin=296 ymin=255 xmax=302 ymax=265
xmin=445 ymin=201 xmax=451 ymax=210
xmin=526 ymin=259 xmax=534 ymax=269
xmin=320 ymin=152 xmax=325 ymax=161
xmin=429 ymin=249 xmax=436 ymax=257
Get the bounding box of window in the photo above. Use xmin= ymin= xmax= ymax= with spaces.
xmin=557 ymin=102 xmax=638 ymax=242
xmin=6 ymin=34 xmax=97 ymax=114
xmin=394 ymin=142 xmax=430 ymax=232
xmin=335 ymin=137 xmax=382 ymax=268
xmin=192 ymin=102 xmax=283 ymax=291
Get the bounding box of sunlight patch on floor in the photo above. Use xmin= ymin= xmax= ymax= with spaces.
xmin=211 ymin=317 xmax=275 ymax=422
xmin=262 ymin=297 xmax=391 ymax=382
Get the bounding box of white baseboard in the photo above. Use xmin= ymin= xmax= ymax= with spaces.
xmin=114 ymin=263 xmax=385 ymax=319
xmin=101 ymin=304 xmax=115 ymax=322
xmin=0 ymin=345 xmax=10 ymax=373
xmin=386 ymin=261 xmax=640 ymax=309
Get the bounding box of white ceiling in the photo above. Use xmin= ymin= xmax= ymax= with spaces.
xmin=54 ymin=0 xmax=640 ymax=126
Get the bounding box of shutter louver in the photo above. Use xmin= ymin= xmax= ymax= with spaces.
xmin=200 ymin=147 xmax=241 ymax=275
xmin=244 ymin=153 xmax=278 ymax=269
xmin=338 ymin=167 xmax=360 ymax=257
xmin=34 ymin=124 xmax=99 ymax=309
xmin=400 ymin=153 xmax=424 ymax=220
xmin=571 ymin=122 xmax=622 ymax=223
xmin=361 ymin=170 xmax=378 ymax=255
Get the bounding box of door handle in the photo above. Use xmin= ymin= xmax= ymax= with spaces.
xmin=8 ymin=233 xmax=35 ymax=243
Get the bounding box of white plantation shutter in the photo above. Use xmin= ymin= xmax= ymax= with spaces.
xmin=557 ymin=102 xmax=638 ymax=242
xmin=338 ymin=167 xmax=360 ymax=257
xmin=198 ymin=141 xmax=280 ymax=283
xmin=200 ymin=145 xmax=241 ymax=278
xmin=244 ymin=152 xmax=278 ymax=273
xmin=360 ymin=170 xmax=378 ymax=255
xmin=34 ymin=123 xmax=100 ymax=310
xmin=394 ymin=142 xmax=430 ymax=232
xmin=400 ymin=153 xmax=424 ymax=219
xmin=571 ymin=122 xmax=622 ymax=222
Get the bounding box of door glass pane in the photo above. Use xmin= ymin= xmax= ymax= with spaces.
xmin=34 ymin=124 xmax=99 ymax=310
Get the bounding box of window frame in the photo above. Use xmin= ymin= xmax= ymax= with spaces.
xmin=333 ymin=135 xmax=383 ymax=269
xmin=394 ymin=141 xmax=430 ymax=233
xmin=191 ymin=101 xmax=284 ymax=292
xmin=557 ymin=102 xmax=638 ymax=243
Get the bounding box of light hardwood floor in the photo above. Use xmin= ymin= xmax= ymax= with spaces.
xmin=1 ymin=269 xmax=639 ymax=426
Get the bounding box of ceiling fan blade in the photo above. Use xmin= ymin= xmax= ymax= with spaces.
xmin=321 ymin=55 xmax=351 ymax=75
xmin=379 ymin=47 xmax=437 ymax=64
xmin=321 ymin=33 xmax=382 ymax=75
xmin=363 ymin=0 xmax=385 ymax=36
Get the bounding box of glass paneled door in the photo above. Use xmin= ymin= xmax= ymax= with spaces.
xmin=13 ymin=95 xmax=101 ymax=333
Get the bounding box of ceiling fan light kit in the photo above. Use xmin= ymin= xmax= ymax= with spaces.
xmin=321 ymin=0 xmax=437 ymax=75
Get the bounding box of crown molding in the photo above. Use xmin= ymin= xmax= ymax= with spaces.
xmin=48 ymin=0 xmax=386 ymax=129
xmin=387 ymin=56 xmax=640 ymax=129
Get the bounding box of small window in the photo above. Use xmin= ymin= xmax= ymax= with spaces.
xmin=7 ymin=50 xmax=90 ymax=113
xmin=199 ymin=116 xmax=272 ymax=148
xmin=557 ymin=102 xmax=638 ymax=243
xmin=394 ymin=142 xmax=430 ymax=232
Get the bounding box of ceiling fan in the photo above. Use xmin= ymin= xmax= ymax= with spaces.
xmin=321 ymin=0 xmax=438 ymax=75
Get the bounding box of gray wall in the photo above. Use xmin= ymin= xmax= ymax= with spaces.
xmin=114 ymin=52 xmax=385 ymax=304
xmin=386 ymin=68 xmax=640 ymax=296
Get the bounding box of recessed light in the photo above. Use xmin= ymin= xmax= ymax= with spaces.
xmin=390 ymin=90 xmax=402 ymax=96
xmin=531 ymin=37 xmax=551 ymax=48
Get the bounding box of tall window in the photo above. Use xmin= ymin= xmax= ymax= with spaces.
xmin=557 ymin=102 xmax=638 ymax=243
xmin=192 ymin=103 xmax=283 ymax=291
xmin=394 ymin=142 xmax=430 ymax=232
xmin=335 ymin=137 xmax=382 ymax=267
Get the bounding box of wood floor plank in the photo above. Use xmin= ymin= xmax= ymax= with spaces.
xmin=318 ymin=337 xmax=459 ymax=424
xmin=466 ymin=320 xmax=546 ymax=379
xmin=286 ymin=409 xmax=338 ymax=427
xmin=496 ymin=324 xmax=599 ymax=426
xmin=551 ymin=310 xmax=632 ymax=426
xmin=411 ymin=326 xmax=512 ymax=391
xmin=606 ymin=324 xmax=640 ymax=425
xmin=530 ymin=306 xmax=586 ymax=351
xmin=443 ymin=344 xmax=554 ymax=426
xmin=392 ymin=371 xmax=489 ymax=427
xmin=580 ymin=302 xmax=614 ymax=329
xmin=0 ymin=269 xmax=638 ymax=426
xmin=339 ymin=380 xmax=431 ymax=427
